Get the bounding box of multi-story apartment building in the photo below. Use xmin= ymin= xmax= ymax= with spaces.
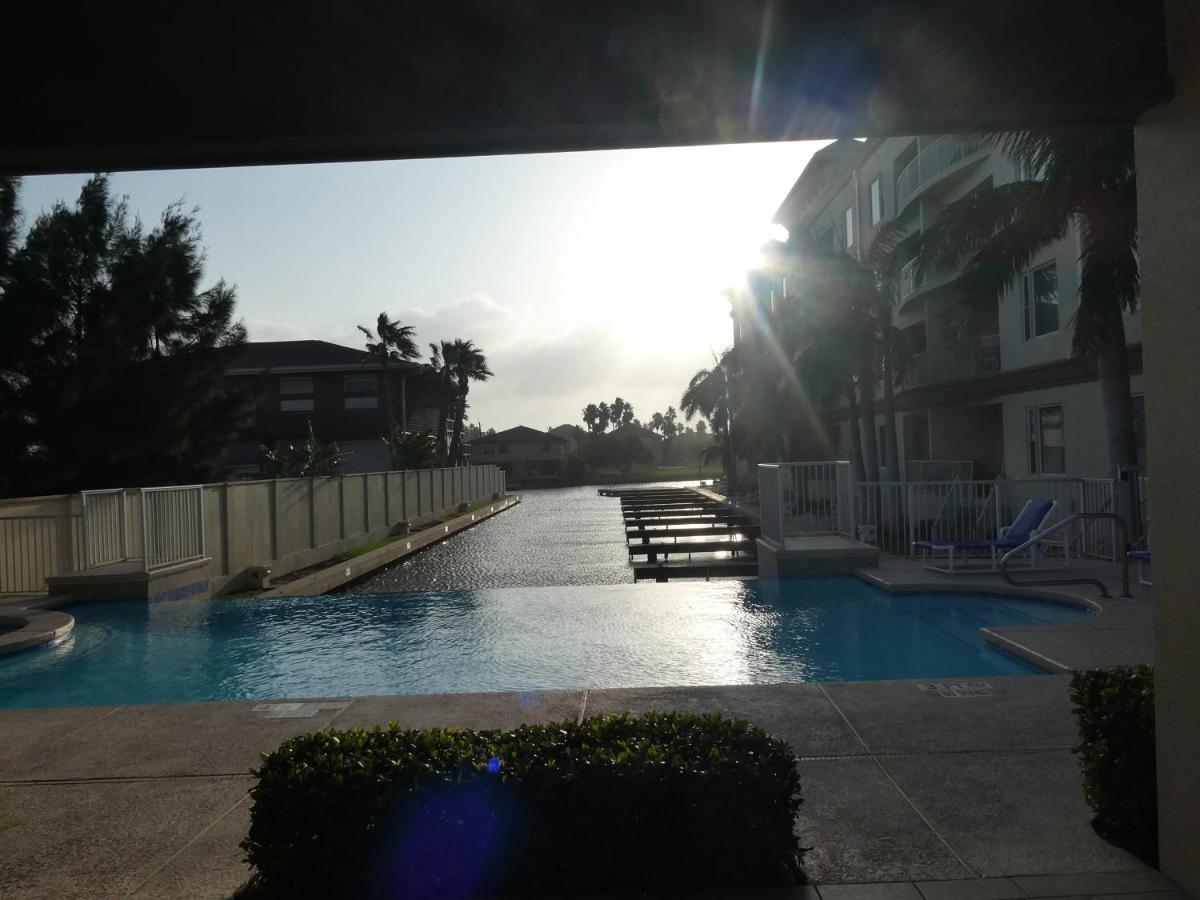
xmin=223 ymin=340 xmax=441 ymax=476
xmin=734 ymin=137 xmax=1146 ymax=481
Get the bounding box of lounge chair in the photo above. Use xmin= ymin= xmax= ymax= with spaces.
xmin=1128 ymin=549 xmax=1151 ymax=586
xmin=914 ymin=499 xmax=1064 ymax=573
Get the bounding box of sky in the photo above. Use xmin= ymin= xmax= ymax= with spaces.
xmin=18 ymin=141 xmax=827 ymax=432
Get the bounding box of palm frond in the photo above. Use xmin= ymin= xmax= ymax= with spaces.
xmin=914 ymin=180 xmax=1075 ymax=280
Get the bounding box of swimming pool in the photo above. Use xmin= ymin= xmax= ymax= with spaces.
xmin=0 ymin=577 xmax=1091 ymax=708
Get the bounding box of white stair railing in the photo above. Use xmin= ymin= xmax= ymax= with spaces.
xmin=140 ymin=485 xmax=206 ymax=570
xmin=80 ymin=489 xmax=130 ymax=568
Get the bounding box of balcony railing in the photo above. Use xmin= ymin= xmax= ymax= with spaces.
xmin=896 ymin=134 xmax=986 ymax=210
xmin=898 ymin=257 xmax=960 ymax=305
xmin=906 ymin=335 xmax=1001 ymax=388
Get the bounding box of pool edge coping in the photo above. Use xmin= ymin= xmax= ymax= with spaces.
xmin=850 ymin=566 xmax=1148 ymax=674
xmin=0 ymin=607 xmax=75 ymax=657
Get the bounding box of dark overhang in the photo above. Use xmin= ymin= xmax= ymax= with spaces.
xmin=3 ymin=0 xmax=1170 ymax=175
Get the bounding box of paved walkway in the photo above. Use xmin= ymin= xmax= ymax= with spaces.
xmin=0 ymin=675 xmax=1182 ymax=899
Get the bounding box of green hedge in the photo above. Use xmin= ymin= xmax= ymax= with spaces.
xmin=1070 ymin=665 xmax=1157 ymax=863
xmin=242 ymin=712 xmax=804 ymax=898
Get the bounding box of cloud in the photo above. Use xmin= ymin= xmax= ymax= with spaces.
xmin=397 ymin=292 xmax=537 ymax=355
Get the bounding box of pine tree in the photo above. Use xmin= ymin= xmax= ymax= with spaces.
xmin=0 ymin=175 xmax=253 ymax=495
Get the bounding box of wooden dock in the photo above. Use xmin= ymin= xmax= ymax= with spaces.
xmin=606 ymin=487 xmax=758 ymax=581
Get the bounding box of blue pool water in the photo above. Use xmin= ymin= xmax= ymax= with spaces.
xmin=0 ymin=578 xmax=1091 ymax=708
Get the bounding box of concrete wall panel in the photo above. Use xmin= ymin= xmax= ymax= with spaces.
xmin=275 ymin=479 xmax=311 ymax=558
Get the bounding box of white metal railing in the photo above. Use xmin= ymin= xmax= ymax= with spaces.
xmin=852 ymin=482 xmax=908 ymax=553
xmin=898 ymin=257 xmax=961 ymax=305
xmin=141 ymin=485 xmax=205 ymax=570
xmin=835 ymin=461 xmax=854 ymax=537
xmin=81 ymin=489 xmax=130 ymax=568
xmin=896 ymin=134 xmax=986 ymax=210
xmin=772 ymin=461 xmax=850 ymax=537
xmin=847 ymin=475 xmax=1125 ymax=560
xmin=0 ymin=514 xmax=83 ymax=592
xmin=907 ymin=336 xmax=1001 ymax=388
xmin=759 ymin=464 xmax=782 ymax=542
xmin=1080 ymin=478 xmax=1119 ymax=560
xmin=905 ymin=460 xmax=975 ymax=482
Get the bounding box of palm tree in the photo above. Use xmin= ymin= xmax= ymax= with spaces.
xmin=444 ymin=339 xmax=493 ymax=466
xmin=912 ymin=129 xmax=1139 ymax=471
xmin=358 ymin=313 xmax=419 ymax=436
xmin=611 ymin=397 xmax=628 ymax=429
xmin=582 ymin=403 xmax=601 ymax=434
xmin=597 ymin=401 xmax=612 ymax=433
xmin=428 ymin=341 xmax=455 ymax=465
xmin=681 ymin=351 xmax=735 ymax=490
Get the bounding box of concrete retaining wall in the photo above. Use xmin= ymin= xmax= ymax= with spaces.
xmin=205 ymin=465 xmax=506 ymax=594
xmin=0 ymin=466 xmax=507 ymax=596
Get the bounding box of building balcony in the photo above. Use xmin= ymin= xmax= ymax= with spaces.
xmin=905 ymin=335 xmax=1001 ymax=389
xmin=896 ymin=134 xmax=986 ymax=212
xmin=898 ymin=257 xmax=960 ymax=310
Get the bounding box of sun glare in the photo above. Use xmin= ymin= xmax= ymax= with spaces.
xmin=569 ymin=145 xmax=817 ymax=359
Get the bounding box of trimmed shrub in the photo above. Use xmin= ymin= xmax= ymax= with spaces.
xmin=242 ymin=712 xmax=803 ymax=898
xmin=1070 ymin=665 xmax=1157 ymax=863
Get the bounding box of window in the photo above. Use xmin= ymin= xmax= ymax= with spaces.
xmin=280 ymin=375 xmax=313 ymax=395
xmin=540 ymin=442 xmax=551 ymax=451
xmin=343 ymin=374 xmax=377 ymax=393
xmin=870 ymin=177 xmax=882 ymax=225
xmin=498 ymin=444 xmax=509 ymax=454
xmin=1022 ymin=262 xmax=1059 ymax=338
xmin=1027 ymin=404 xmax=1066 ymax=474
xmin=844 ymin=206 xmax=855 ymax=249
xmin=877 ymin=424 xmax=887 ymax=466
xmin=344 ymin=396 xmax=378 ymax=410
xmin=280 ymin=398 xmax=314 ymax=413
xmin=482 ymin=445 xmax=493 ymax=455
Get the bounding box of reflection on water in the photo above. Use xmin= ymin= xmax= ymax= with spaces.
xmin=0 ymin=578 xmax=1089 ymax=708
xmin=349 ymin=483 xmax=692 ymax=592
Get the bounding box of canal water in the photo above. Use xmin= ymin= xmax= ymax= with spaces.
xmin=348 ymin=484 xmax=701 ymax=592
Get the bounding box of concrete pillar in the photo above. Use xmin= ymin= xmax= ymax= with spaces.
xmin=1135 ymin=3 xmax=1200 ymax=893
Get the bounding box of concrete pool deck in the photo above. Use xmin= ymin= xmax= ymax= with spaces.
xmin=0 ymin=674 xmax=1181 ymax=899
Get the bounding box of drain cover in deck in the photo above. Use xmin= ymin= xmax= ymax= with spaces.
xmin=917 ymin=682 xmax=993 ymax=698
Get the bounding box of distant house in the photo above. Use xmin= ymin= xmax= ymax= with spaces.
xmin=469 ymin=426 xmax=569 ymax=482
xmin=548 ymin=423 xmax=587 ymax=454
xmin=223 ymin=340 xmax=440 ymax=476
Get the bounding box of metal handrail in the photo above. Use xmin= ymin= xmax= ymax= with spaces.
xmin=999 ymin=512 xmax=1131 ymax=599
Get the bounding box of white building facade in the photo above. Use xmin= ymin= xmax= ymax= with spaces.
xmin=736 ymin=137 xmax=1146 ymax=481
